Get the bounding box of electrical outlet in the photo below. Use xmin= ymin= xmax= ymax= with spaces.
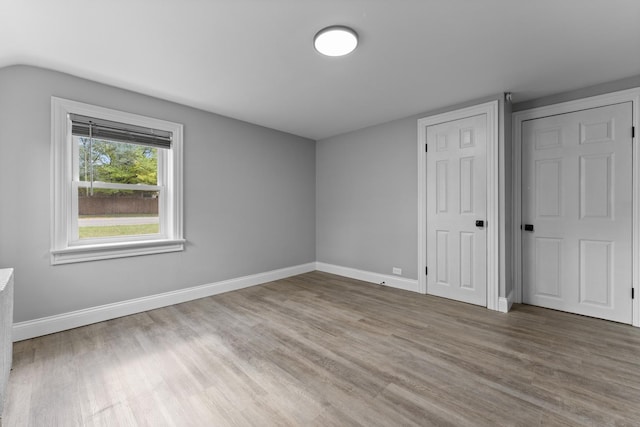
xmin=392 ymin=267 xmax=402 ymax=275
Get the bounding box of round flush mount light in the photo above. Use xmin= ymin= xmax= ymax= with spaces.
xmin=314 ymin=26 xmax=358 ymax=57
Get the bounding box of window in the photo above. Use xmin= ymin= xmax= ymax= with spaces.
xmin=51 ymin=97 xmax=184 ymax=264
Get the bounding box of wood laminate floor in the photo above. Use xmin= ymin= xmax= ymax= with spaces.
xmin=3 ymin=271 xmax=640 ymax=426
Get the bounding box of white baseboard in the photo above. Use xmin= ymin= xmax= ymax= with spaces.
xmin=12 ymin=262 xmax=315 ymax=342
xmin=315 ymin=262 xmax=419 ymax=293
xmin=498 ymin=288 xmax=514 ymax=313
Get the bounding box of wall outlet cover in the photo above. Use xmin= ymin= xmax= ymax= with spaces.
xmin=392 ymin=267 xmax=402 ymax=275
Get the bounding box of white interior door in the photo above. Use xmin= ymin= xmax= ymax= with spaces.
xmin=427 ymin=114 xmax=487 ymax=306
xmin=522 ymin=102 xmax=633 ymax=323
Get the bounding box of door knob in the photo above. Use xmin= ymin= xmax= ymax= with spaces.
xmin=475 ymin=220 xmax=485 ymax=228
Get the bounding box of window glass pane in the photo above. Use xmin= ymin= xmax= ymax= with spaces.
xmin=78 ymin=189 xmax=160 ymax=239
xmin=76 ymin=136 xmax=158 ymax=185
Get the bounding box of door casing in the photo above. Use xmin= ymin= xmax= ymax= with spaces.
xmin=418 ymin=101 xmax=500 ymax=311
xmin=513 ymin=88 xmax=640 ymax=327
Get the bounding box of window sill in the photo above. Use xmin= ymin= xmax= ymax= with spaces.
xmin=51 ymin=239 xmax=186 ymax=265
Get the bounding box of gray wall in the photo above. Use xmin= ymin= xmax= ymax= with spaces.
xmin=4 ymin=65 xmax=633 ymax=324
xmin=0 ymin=65 xmax=316 ymax=323
xmin=316 ymin=117 xmax=417 ymax=278
xmin=513 ymin=74 xmax=640 ymax=112
xmin=317 ymin=94 xmax=510 ymax=288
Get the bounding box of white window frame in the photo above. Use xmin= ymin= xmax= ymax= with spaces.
xmin=51 ymin=97 xmax=184 ymax=265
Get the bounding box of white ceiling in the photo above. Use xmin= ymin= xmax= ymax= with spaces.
xmin=1 ymin=0 xmax=639 ymax=140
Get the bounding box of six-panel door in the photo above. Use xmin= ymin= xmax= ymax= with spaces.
xmin=427 ymin=114 xmax=487 ymax=306
xmin=522 ymin=102 xmax=633 ymax=323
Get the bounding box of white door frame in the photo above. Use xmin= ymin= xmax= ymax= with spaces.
xmin=512 ymin=88 xmax=640 ymax=327
xmin=418 ymin=101 xmax=500 ymax=311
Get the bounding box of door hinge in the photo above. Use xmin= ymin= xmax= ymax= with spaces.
xmin=425 ymin=144 xmax=428 ymax=152
xmin=425 ymin=266 xmax=428 ymax=275
xmin=633 ymin=288 xmax=635 ymax=299
xmin=633 ymin=126 xmax=635 ymax=138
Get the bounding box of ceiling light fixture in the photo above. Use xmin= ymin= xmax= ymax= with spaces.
xmin=314 ymin=26 xmax=358 ymax=57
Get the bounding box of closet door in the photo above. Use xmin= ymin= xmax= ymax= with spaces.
xmin=522 ymin=102 xmax=633 ymax=323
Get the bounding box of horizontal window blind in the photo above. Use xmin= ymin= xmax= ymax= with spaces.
xmin=69 ymin=114 xmax=172 ymax=149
